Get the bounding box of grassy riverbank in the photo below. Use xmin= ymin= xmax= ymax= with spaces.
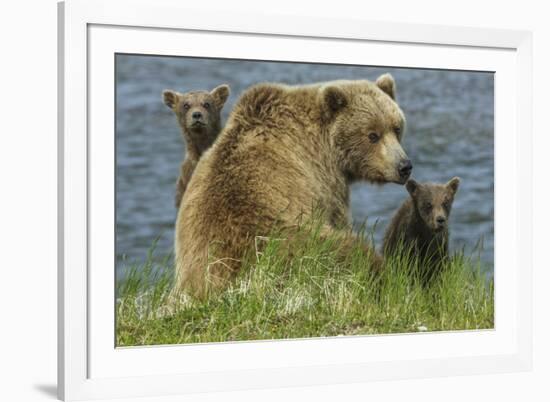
xmin=116 ymin=225 xmax=493 ymax=347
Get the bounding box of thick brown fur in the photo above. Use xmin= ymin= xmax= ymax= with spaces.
xmin=162 ymin=84 xmax=230 ymax=208
xmin=174 ymin=75 xmax=412 ymax=298
xmin=382 ymin=177 xmax=460 ymax=283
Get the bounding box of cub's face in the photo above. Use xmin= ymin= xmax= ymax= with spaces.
xmin=322 ymin=74 xmax=412 ymax=184
xmin=406 ymin=177 xmax=461 ymax=232
xmin=162 ymin=84 xmax=230 ymax=133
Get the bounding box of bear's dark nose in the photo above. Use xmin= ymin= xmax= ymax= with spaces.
xmin=192 ymin=111 xmax=203 ymax=120
xmin=436 ymin=216 xmax=446 ymax=225
xmin=398 ymin=159 xmax=413 ymax=179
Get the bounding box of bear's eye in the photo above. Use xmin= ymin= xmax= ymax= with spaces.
xmin=368 ymin=132 xmax=380 ymax=143
xmin=394 ymin=127 xmax=401 ymax=135
xmin=442 ymin=200 xmax=450 ymax=209
xmin=424 ymin=202 xmax=433 ymax=211
xmin=182 ymin=103 xmax=190 ymax=110
xmin=203 ymin=102 xmax=211 ymax=109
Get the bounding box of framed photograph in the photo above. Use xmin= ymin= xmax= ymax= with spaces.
xmin=58 ymin=0 xmax=533 ymax=400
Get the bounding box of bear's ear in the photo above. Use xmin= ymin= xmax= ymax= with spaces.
xmin=162 ymin=90 xmax=180 ymax=110
xmin=211 ymin=84 xmax=230 ymax=108
xmin=376 ymin=73 xmax=396 ymax=100
xmin=323 ymin=86 xmax=348 ymax=114
xmin=446 ymin=176 xmax=461 ymax=194
xmin=406 ymin=179 xmax=420 ymax=198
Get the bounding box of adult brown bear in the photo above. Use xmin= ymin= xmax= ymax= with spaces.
xmin=174 ymin=74 xmax=412 ymax=297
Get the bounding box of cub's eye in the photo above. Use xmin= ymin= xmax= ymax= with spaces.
xmin=368 ymin=132 xmax=380 ymax=143
xmin=394 ymin=127 xmax=401 ymax=135
xmin=182 ymin=103 xmax=190 ymax=110
xmin=424 ymin=202 xmax=433 ymax=210
xmin=443 ymin=201 xmax=450 ymax=209
xmin=203 ymin=102 xmax=211 ymax=109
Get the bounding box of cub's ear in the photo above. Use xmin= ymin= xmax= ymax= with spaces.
xmin=405 ymin=179 xmax=419 ymax=197
xmin=322 ymin=85 xmax=348 ymax=114
xmin=162 ymin=90 xmax=180 ymax=110
xmin=446 ymin=176 xmax=461 ymax=194
xmin=211 ymin=84 xmax=230 ymax=107
xmin=376 ymin=73 xmax=396 ymax=100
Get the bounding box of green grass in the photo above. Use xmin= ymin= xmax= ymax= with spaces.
xmin=116 ymin=221 xmax=494 ymax=347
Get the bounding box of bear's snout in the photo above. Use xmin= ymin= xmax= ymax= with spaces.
xmin=398 ymin=159 xmax=413 ymax=181
xmin=435 ymin=215 xmax=447 ymax=230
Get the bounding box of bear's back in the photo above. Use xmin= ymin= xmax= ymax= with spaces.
xmin=177 ymin=83 xmax=325 ymax=240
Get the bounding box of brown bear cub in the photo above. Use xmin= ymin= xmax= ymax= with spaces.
xmin=162 ymin=84 xmax=230 ymax=209
xmin=174 ymin=74 xmax=413 ymax=298
xmin=383 ymin=177 xmax=460 ymax=283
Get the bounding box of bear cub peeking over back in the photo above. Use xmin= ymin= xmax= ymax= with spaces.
xmin=383 ymin=177 xmax=460 ymax=283
xmin=162 ymin=84 xmax=230 ymax=208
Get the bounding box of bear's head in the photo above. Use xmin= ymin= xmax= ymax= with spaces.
xmin=406 ymin=177 xmax=461 ymax=232
xmin=162 ymin=84 xmax=230 ymax=134
xmin=320 ymin=74 xmax=412 ymax=185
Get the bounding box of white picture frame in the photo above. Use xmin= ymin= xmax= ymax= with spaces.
xmin=58 ymin=0 xmax=533 ymax=400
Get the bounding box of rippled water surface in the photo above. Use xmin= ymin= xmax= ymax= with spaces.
xmin=116 ymin=55 xmax=494 ymax=275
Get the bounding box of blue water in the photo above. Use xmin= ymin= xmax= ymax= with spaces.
xmin=115 ymin=55 xmax=494 ymax=275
